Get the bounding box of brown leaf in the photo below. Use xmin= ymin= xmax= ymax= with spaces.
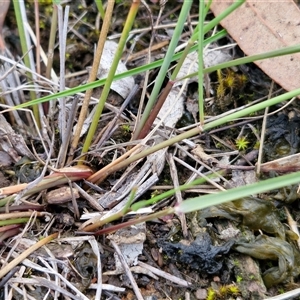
xmin=210 ymin=1 xmax=300 ymax=92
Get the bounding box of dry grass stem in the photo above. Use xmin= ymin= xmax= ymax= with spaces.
xmin=138 ymin=261 xmax=192 ymax=287
xmin=110 ymin=240 xmax=144 ymax=300
xmin=167 ymin=153 xmax=188 ymax=238
xmin=69 ymin=0 xmax=115 ymax=162
xmin=0 ymin=211 xmax=48 ymax=220
xmin=0 ymin=233 xmax=58 ymax=279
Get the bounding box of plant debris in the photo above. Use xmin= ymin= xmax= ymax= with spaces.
xmin=158 ymin=230 xmax=234 ymax=274
xmin=235 ymin=235 xmax=300 ymax=288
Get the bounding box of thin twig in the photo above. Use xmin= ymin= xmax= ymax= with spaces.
xmin=110 ymin=240 xmax=144 ymax=300
xmin=0 ymin=233 xmax=58 ymax=279
xmin=138 ymin=261 xmax=192 ymax=287
xmin=68 ymin=0 xmax=115 ymax=162
xmin=96 ymin=84 xmax=139 ymax=148
xmin=74 ymin=183 xmax=104 ymax=212
xmin=56 ymin=4 xmax=69 ymax=168
xmin=88 ymin=237 xmax=102 ymax=300
xmin=167 ymin=153 xmax=188 ymax=238
xmin=256 ymin=81 xmax=274 ymax=175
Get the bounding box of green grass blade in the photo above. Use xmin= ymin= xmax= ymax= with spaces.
xmin=13 ymin=30 xmax=227 ymax=110
xmin=133 ymin=1 xmax=193 ymax=138
xmin=81 ymin=0 xmax=138 ymax=156
xmin=205 ymin=45 xmax=300 ymax=73
xmin=198 ymin=0 xmax=205 ymax=125
xmin=204 ymin=87 xmax=300 ymax=130
xmin=177 ymin=171 xmax=300 ymax=214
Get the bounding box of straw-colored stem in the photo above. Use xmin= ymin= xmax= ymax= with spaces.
xmin=0 ymin=211 xmax=46 ymax=220
xmin=0 ymin=233 xmax=58 ymax=279
xmin=81 ymin=0 xmax=140 ymax=158
xmin=0 ymin=165 xmax=93 ymax=196
xmin=83 ymin=187 xmax=137 ymax=231
xmin=70 ymin=0 xmax=115 ymax=164
xmin=12 ymin=0 xmax=40 ymax=127
xmin=92 ymin=207 xmax=175 ymax=235
xmin=87 ymin=144 xmax=142 ymax=183
xmin=88 ymin=127 xmax=201 ymax=184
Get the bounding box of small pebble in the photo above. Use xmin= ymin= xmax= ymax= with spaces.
xmin=195 ymin=288 xmax=207 ymax=300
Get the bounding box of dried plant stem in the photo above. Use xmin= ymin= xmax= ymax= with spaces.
xmin=138 ymin=81 xmax=174 ymax=139
xmin=256 ymin=81 xmax=274 ymax=175
xmin=87 ymin=143 xmax=144 ymax=184
xmin=0 ymin=233 xmax=58 ymax=279
xmin=0 ymin=212 xmax=46 ymax=221
xmin=88 ymin=127 xmax=201 ymax=184
xmin=110 ymin=240 xmax=144 ymax=300
xmin=167 ymin=153 xmax=188 ymax=238
xmin=81 ymin=0 xmax=140 ymax=160
xmin=91 ymin=207 xmax=175 ymax=234
xmin=285 ymin=207 xmax=300 ymax=250
xmin=0 ymin=165 xmax=93 ymax=196
xmin=45 ymin=5 xmax=57 ymax=81
xmin=34 ymin=1 xmax=41 ymax=75
xmin=69 ymin=0 xmax=115 ymax=163
xmin=12 ymin=0 xmax=40 ymax=126
xmin=56 ymin=4 xmax=69 ymax=168
xmin=81 ymin=187 xmax=137 ymax=232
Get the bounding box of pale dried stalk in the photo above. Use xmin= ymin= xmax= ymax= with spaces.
xmin=110 ymin=240 xmax=144 ymax=300
xmin=68 ymin=0 xmax=115 ymax=162
xmin=0 ymin=212 xmax=48 ymax=221
xmin=138 ymin=261 xmax=191 ymax=287
xmin=0 ymin=233 xmax=58 ymax=279
xmin=167 ymin=153 xmax=188 ymax=238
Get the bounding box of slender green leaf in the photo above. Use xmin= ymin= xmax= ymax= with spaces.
xmin=13 ymin=30 xmax=226 ymax=110
xmin=177 ymin=171 xmax=300 ymax=214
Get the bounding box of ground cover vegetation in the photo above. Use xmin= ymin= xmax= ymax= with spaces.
xmin=1 ymin=1 xmax=300 ymax=299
